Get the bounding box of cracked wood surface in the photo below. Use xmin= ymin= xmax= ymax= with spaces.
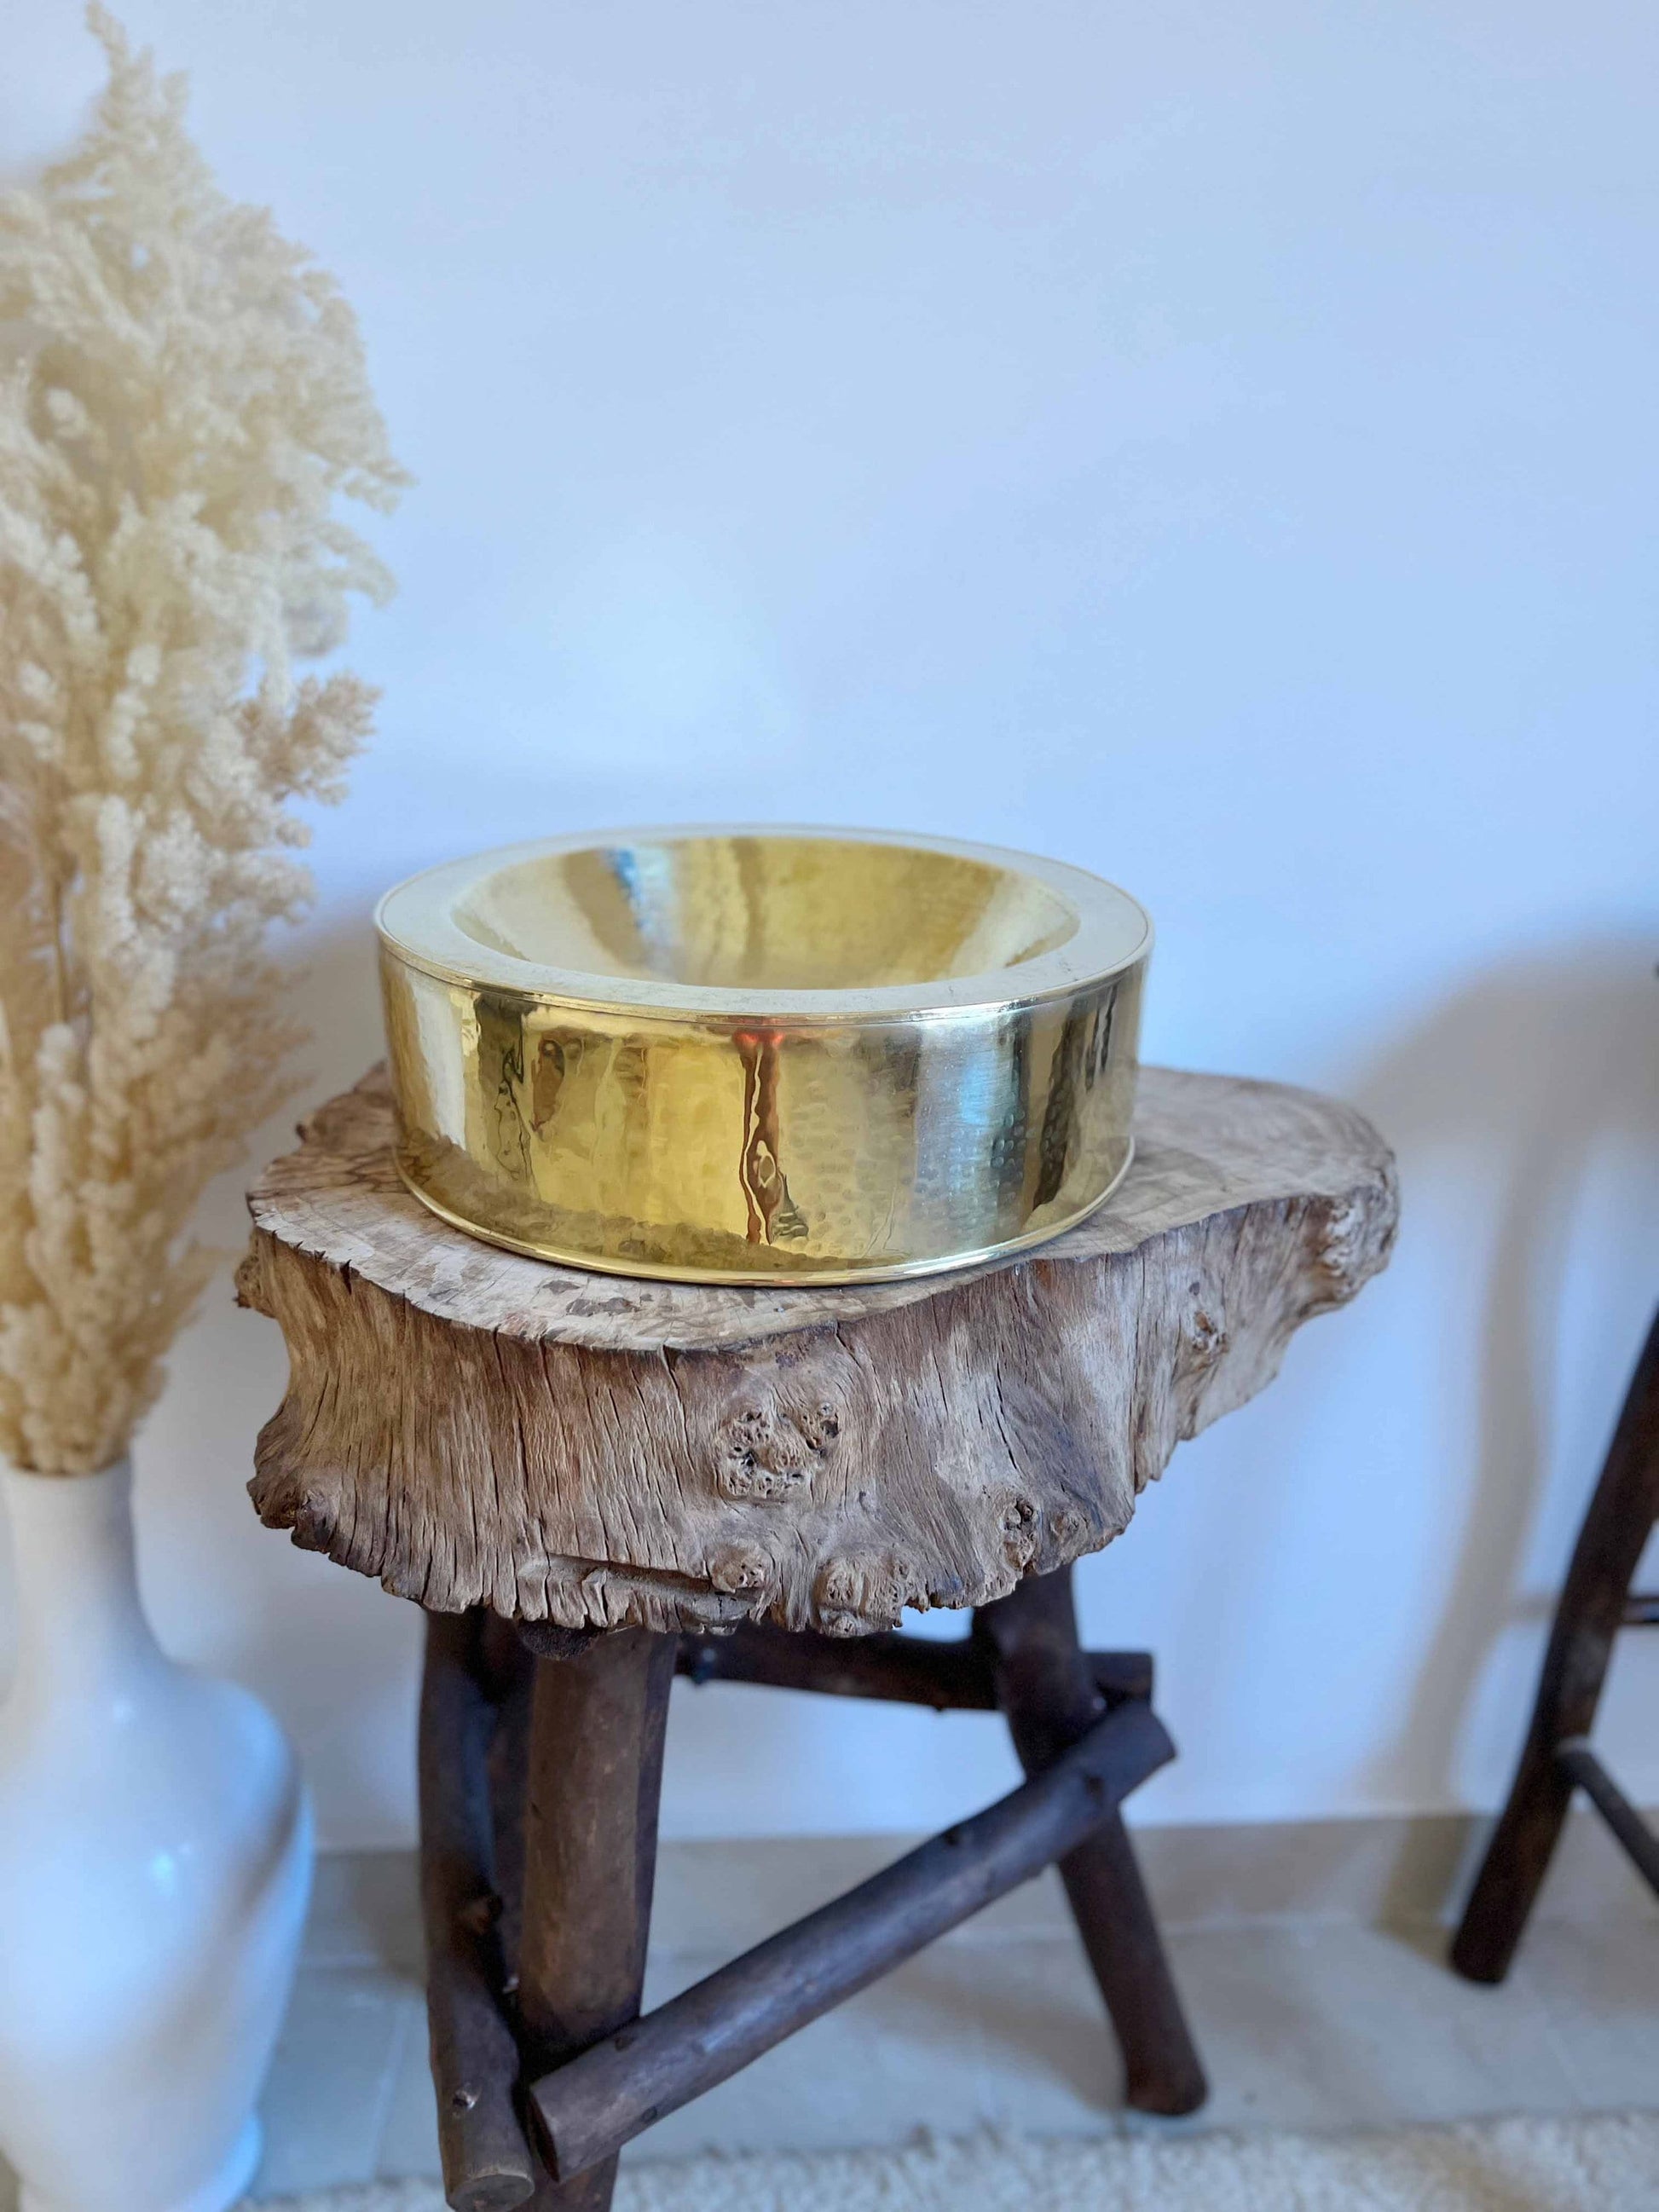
xmin=239 ymin=1065 xmax=1396 ymax=1636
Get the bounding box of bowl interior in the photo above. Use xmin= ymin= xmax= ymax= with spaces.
xmin=451 ymin=835 xmax=1080 ymax=993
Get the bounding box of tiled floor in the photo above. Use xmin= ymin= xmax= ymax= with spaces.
xmin=243 ymin=1834 xmax=1659 ymax=2196
xmin=3 ymin=1828 xmax=1655 ymax=2209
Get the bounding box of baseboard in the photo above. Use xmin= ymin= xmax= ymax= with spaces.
xmin=301 ymin=1805 xmax=1659 ymax=1972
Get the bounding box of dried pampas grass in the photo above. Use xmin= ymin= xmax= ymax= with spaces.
xmin=0 ymin=7 xmax=407 ymax=1473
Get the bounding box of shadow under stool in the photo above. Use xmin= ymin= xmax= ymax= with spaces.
xmin=239 ymin=1061 xmax=1396 ymax=2210
xmin=1453 ymin=1307 xmax=1659 ymax=1983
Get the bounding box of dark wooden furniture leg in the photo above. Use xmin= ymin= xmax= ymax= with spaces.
xmin=1452 ymin=1310 xmax=1659 ymax=1983
xmin=424 ymin=1601 xmax=1185 ymax=2191
xmin=517 ymin=1627 xmax=677 ymax=2211
xmin=974 ymin=1566 xmax=1207 ymax=2115
xmin=530 ymin=1696 xmax=1172 ymax=2179
xmin=419 ymin=1611 xmax=539 ymax=2212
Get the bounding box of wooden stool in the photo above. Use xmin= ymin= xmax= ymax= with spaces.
xmin=1451 ymin=1308 xmax=1659 ymax=1982
xmin=240 ymin=1064 xmax=1396 ymax=2210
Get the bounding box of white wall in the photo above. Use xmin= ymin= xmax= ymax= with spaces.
xmin=5 ymin=0 xmax=1657 ymax=1850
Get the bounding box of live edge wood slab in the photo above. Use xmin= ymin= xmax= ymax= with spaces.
xmin=239 ymin=1063 xmax=1397 ymax=1637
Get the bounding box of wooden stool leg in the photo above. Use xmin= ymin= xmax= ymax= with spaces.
xmin=974 ymin=1568 xmax=1206 ymax=2116
xmin=517 ymin=1628 xmax=677 ymax=2209
xmin=1452 ymin=1310 xmax=1659 ymax=1984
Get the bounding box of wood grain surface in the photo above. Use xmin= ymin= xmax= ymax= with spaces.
xmin=239 ymin=1065 xmax=1396 ymax=1634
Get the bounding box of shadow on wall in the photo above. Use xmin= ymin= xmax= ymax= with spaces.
xmin=128 ymin=917 xmax=1659 ymax=1858
xmin=1350 ymin=935 xmax=1659 ymax=1822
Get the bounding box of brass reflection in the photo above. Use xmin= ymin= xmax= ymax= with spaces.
xmin=378 ymin=829 xmax=1150 ymax=1285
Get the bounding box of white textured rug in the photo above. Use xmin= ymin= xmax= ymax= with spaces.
xmin=258 ymin=2114 xmax=1659 ymax=2212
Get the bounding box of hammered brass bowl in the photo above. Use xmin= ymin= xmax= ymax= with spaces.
xmin=376 ymin=827 xmax=1151 ymax=1285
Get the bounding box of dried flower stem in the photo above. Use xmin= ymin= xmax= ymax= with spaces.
xmin=0 ymin=8 xmax=407 ymax=1472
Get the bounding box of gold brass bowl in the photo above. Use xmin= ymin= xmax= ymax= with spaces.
xmin=376 ymin=827 xmax=1151 ymax=1285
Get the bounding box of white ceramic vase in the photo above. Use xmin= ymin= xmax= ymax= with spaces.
xmin=0 ymin=1457 xmax=313 ymax=2212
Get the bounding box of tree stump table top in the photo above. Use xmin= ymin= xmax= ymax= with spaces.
xmin=239 ymin=1063 xmax=1397 ymax=1637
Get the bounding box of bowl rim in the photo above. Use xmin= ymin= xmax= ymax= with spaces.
xmin=375 ymin=823 xmax=1153 ymax=1022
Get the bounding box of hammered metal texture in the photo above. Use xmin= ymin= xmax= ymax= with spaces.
xmin=377 ymin=829 xmax=1150 ymax=1285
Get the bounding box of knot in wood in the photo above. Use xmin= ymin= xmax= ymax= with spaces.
xmin=814 ymin=1553 xmax=923 ymax=1636
xmin=1182 ymin=1305 xmax=1228 ymax=1367
xmin=1315 ymin=1187 xmax=1396 ymax=1304
xmin=239 ymin=1063 xmax=1397 ymax=1636
xmin=708 ymin=1542 xmax=774 ymax=1597
xmin=1049 ymin=1503 xmax=1088 ymax=1549
xmin=714 ymin=1398 xmax=838 ymax=1502
xmin=999 ymin=1494 xmax=1040 ymax=1570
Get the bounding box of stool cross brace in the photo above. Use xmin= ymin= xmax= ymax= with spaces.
xmin=421 ymin=1568 xmax=1204 ymax=2212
